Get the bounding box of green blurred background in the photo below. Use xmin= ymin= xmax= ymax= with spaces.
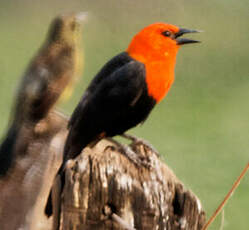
xmin=0 ymin=0 xmax=248 ymax=229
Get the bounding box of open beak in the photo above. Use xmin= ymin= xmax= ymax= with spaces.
xmin=175 ymin=28 xmax=201 ymax=45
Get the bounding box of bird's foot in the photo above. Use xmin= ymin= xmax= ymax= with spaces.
xmin=120 ymin=133 xmax=159 ymax=157
xmin=119 ymin=144 xmax=152 ymax=169
xmin=105 ymin=138 xmax=152 ymax=169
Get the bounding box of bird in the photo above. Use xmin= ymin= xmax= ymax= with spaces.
xmin=14 ymin=12 xmax=86 ymax=124
xmin=0 ymin=12 xmax=87 ymax=176
xmin=62 ymin=23 xmax=200 ymax=165
xmin=45 ymin=22 xmax=200 ymax=223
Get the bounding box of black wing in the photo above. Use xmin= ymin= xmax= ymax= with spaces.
xmin=64 ymin=53 xmax=148 ymax=162
xmin=45 ymin=54 xmax=149 ymax=218
xmin=68 ymin=52 xmax=134 ymax=127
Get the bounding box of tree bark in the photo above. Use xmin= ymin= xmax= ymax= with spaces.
xmin=0 ymin=111 xmax=68 ymax=230
xmin=0 ymin=111 xmax=206 ymax=230
xmin=60 ymin=139 xmax=206 ymax=230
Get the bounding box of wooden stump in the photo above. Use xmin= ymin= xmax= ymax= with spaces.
xmin=0 ymin=110 xmax=206 ymax=230
xmin=60 ymin=139 xmax=206 ymax=230
xmin=0 ymin=111 xmax=68 ymax=230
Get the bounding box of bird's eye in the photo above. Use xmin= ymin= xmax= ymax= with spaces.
xmin=162 ymin=30 xmax=171 ymax=37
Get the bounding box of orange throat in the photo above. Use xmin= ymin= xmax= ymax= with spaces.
xmin=129 ymin=52 xmax=177 ymax=103
xmin=145 ymin=57 xmax=176 ymax=102
xmin=126 ymin=23 xmax=180 ymax=103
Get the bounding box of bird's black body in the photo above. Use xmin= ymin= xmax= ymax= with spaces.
xmin=0 ymin=125 xmax=18 ymax=176
xmin=45 ymin=52 xmax=156 ymax=217
xmin=63 ymin=52 xmax=156 ymax=164
xmin=45 ymin=23 xmax=201 ymax=220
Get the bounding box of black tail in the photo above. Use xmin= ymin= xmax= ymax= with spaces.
xmin=44 ymin=131 xmax=88 ymax=217
xmin=0 ymin=124 xmax=18 ymax=176
xmin=45 ymin=165 xmax=65 ymax=217
xmin=45 ymin=190 xmax=53 ymax=217
xmin=45 ymin=168 xmax=64 ymax=230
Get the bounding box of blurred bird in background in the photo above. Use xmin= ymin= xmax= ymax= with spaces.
xmin=0 ymin=12 xmax=87 ymax=176
xmin=45 ymin=22 xmax=200 ymax=227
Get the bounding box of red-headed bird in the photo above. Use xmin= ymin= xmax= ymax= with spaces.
xmin=45 ymin=23 xmax=200 ymax=219
xmin=63 ymin=23 xmax=199 ymax=162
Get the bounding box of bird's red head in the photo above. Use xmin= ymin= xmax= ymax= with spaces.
xmin=127 ymin=23 xmax=200 ymax=102
xmin=127 ymin=23 xmax=199 ymax=63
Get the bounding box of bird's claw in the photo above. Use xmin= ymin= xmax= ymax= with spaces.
xmin=121 ymin=133 xmax=160 ymax=157
xmin=118 ymin=144 xmax=152 ymax=169
xmin=105 ymin=138 xmax=152 ymax=169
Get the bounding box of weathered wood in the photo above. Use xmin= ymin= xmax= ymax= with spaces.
xmin=0 ymin=111 xmax=68 ymax=230
xmin=0 ymin=110 xmax=206 ymax=230
xmin=61 ymin=140 xmax=206 ymax=230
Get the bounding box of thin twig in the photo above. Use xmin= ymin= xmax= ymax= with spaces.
xmin=202 ymin=162 xmax=249 ymax=230
xmin=219 ymin=209 xmax=224 ymax=230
